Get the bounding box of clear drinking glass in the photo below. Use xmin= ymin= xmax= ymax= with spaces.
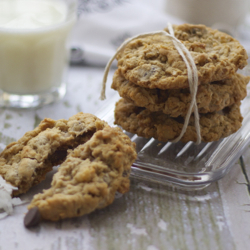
xmin=0 ymin=0 xmax=77 ymax=108
xmin=165 ymin=0 xmax=249 ymax=35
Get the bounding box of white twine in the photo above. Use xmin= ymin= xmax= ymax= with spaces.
xmin=101 ymin=23 xmax=201 ymax=144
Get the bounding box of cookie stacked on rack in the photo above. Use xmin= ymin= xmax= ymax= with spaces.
xmin=111 ymin=24 xmax=250 ymax=143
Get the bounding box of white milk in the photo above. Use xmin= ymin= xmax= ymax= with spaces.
xmin=166 ymin=0 xmax=249 ymax=31
xmin=0 ymin=0 xmax=75 ymax=94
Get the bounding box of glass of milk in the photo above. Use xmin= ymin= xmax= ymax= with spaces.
xmin=0 ymin=0 xmax=77 ymax=108
xmin=165 ymin=0 xmax=249 ymax=36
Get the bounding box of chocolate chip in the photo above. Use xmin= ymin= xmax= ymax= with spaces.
xmin=24 ymin=207 xmax=41 ymax=228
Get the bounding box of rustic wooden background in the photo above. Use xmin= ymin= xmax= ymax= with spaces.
xmin=0 ymin=66 xmax=249 ymax=250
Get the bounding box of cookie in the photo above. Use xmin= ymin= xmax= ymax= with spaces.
xmin=116 ymin=24 xmax=248 ymax=89
xmin=27 ymin=126 xmax=137 ymax=221
xmin=114 ymin=98 xmax=243 ymax=143
xmin=112 ymin=70 xmax=249 ymax=117
xmin=0 ymin=113 xmax=108 ymax=196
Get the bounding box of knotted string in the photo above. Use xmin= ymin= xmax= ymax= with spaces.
xmin=101 ymin=23 xmax=201 ymax=144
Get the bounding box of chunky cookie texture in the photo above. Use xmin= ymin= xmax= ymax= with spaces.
xmin=114 ymin=98 xmax=243 ymax=143
xmin=28 ymin=126 xmax=137 ymax=221
xmin=116 ymin=24 xmax=248 ymax=89
xmin=111 ymin=23 xmax=249 ymax=143
xmin=0 ymin=113 xmax=108 ymax=196
xmin=112 ymin=70 xmax=249 ymax=117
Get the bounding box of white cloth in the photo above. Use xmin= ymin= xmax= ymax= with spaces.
xmin=70 ymin=0 xmax=183 ymax=66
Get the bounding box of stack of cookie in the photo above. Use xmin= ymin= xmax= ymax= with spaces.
xmin=111 ymin=24 xmax=250 ymax=143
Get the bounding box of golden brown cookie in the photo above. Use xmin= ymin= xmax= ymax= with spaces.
xmin=114 ymin=98 xmax=243 ymax=143
xmin=27 ymin=126 xmax=137 ymax=221
xmin=112 ymin=69 xmax=249 ymax=117
xmin=116 ymin=24 xmax=248 ymax=89
xmin=0 ymin=113 xmax=108 ymax=196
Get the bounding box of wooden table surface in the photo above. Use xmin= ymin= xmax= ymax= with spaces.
xmin=0 ymin=65 xmax=250 ymax=250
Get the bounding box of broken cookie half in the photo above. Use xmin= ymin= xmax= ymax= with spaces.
xmin=0 ymin=113 xmax=137 ymax=224
xmin=0 ymin=112 xmax=107 ymax=196
xmin=27 ymin=125 xmax=137 ymax=222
